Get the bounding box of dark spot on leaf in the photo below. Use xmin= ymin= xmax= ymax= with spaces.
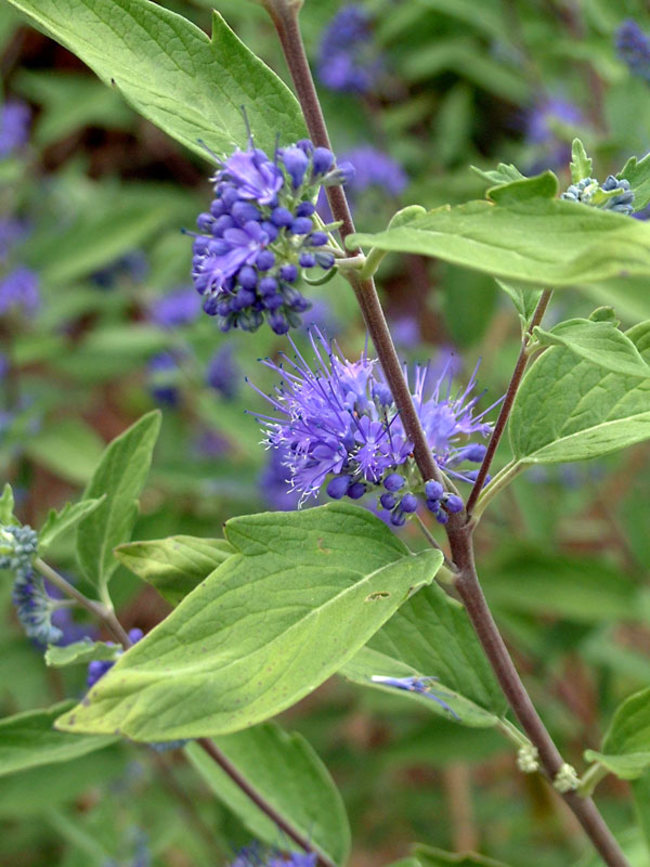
xmin=316 ymin=537 xmax=331 ymax=554
xmin=366 ymin=591 xmax=391 ymax=601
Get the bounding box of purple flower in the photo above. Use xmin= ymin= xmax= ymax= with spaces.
xmin=87 ymin=628 xmax=144 ymax=688
xmin=206 ymin=345 xmax=240 ymax=399
xmin=150 ymin=287 xmax=201 ymax=328
xmin=190 ymin=139 xmax=345 ymax=334
xmin=11 ymin=569 xmax=63 ymax=646
xmin=148 ymin=352 xmax=181 ymax=406
xmin=525 ymin=96 xmax=583 ymax=145
xmin=340 ymin=146 xmax=408 ymax=197
xmin=0 ymin=218 xmax=28 ymax=261
xmin=317 ymin=6 xmax=381 ymax=94
xmin=0 ymin=266 xmax=40 ymax=317
xmin=194 ymin=428 xmax=230 ymax=458
xmin=250 ymin=328 xmax=496 ymax=524
xmin=616 ymin=20 xmax=650 ymax=81
xmin=371 ymin=675 xmax=460 ymax=720
xmin=0 ymin=100 xmax=30 ymax=157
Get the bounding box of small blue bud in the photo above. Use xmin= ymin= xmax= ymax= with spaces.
xmin=327 ymin=475 xmax=351 ymax=499
xmin=238 ymin=266 xmax=258 ymax=290
xmin=299 ymin=252 xmax=316 ymax=268
xmin=401 ymin=493 xmax=418 ymax=513
xmin=280 ymin=264 xmax=298 ymax=283
xmin=390 ymin=510 xmax=406 ymax=527
xmin=379 ymin=492 xmax=397 ymax=510
xmin=444 ymin=494 xmax=464 ymax=514
xmin=196 ymin=212 xmax=213 ymax=232
xmin=384 ymin=473 xmax=405 ymax=492
xmin=259 ymin=276 xmax=278 ymax=296
xmin=282 ymin=146 xmax=310 ymax=188
xmin=260 ymin=220 xmax=279 ymax=241
xmin=315 ymin=252 xmax=335 ymax=269
xmin=269 ymin=311 xmax=290 ymax=334
xmin=271 ymin=206 xmax=294 ymax=227
xmin=309 ymin=231 xmax=328 ymax=246
xmin=212 ymin=214 xmax=235 ymax=236
xmin=424 ymin=480 xmax=444 ymax=500
xmin=312 ymin=147 xmax=335 ymax=176
xmin=347 ymin=481 xmax=366 ymax=499
xmin=296 ymin=201 xmax=316 ymax=217
xmin=231 ymin=201 xmax=261 ymax=224
xmin=291 ymin=217 xmax=314 ymax=235
xmin=256 ymin=250 xmax=275 ymax=271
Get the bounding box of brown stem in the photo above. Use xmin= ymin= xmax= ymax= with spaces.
xmin=196 ymin=738 xmax=335 ymax=867
xmin=465 ymin=290 xmax=552 ymax=517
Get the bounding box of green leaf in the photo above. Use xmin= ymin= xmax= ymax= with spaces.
xmin=570 ymin=138 xmax=593 ymax=184
xmin=0 ymin=484 xmax=15 ymax=525
xmin=114 ymin=535 xmax=235 ymax=606
xmin=509 ymin=321 xmax=650 ymax=464
xmin=618 ymin=152 xmax=650 ymax=211
xmin=346 ymin=199 xmax=650 ymax=302
xmin=471 ymin=163 xmax=526 ymax=186
xmin=5 ymin=0 xmax=304 ymax=159
xmin=534 ymin=318 xmax=650 ymax=378
xmin=586 ymin=688 xmax=650 ymax=780
xmin=487 ymin=171 xmax=559 ymax=204
xmin=56 ymin=504 xmax=443 ymax=740
xmin=45 ymin=640 xmax=121 ymax=668
xmin=414 ymin=845 xmax=511 ymax=866
xmin=76 ymin=411 xmax=161 ymax=590
xmin=0 ymin=703 xmax=116 ymax=777
xmin=631 ymin=772 xmax=650 ymax=857
xmin=187 ymin=723 xmax=350 ymax=865
xmin=342 ymin=579 xmax=506 ymax=725
xmin=23 ymin=418 xmax=106 ymax=486
xmin=494 ymin=279 xmax=543 ymax=325
xmin=39 ymin=497 xmax=106 ymax=551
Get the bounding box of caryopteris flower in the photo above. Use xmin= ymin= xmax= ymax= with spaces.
xmin=317 ymin=5 xmax=381 ymax=94
xmin=190 ymin=139 xmax=349 ymax=335
xmin=616 ymin=20 xmax=650 ymax=82
xmin=150 ymin=286 xmax=201 ymax=328
xmin=0 ymin=100 xmax=31 ymax=157
xmin=561 ymin=175 xmax=635 ymax=216
xmin=0 ymin=266 xmax=40 ymax=317
xmin=340 ymin=146 xmax=408 ymax=198
xmin=371 ymin=675 xmax=460 ymax=720
xmin=87 ymin=627 xmax=144 ymax=688
xmin=250 ymin=328 xmax=495 ymax=525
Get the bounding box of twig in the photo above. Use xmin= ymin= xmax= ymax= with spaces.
xmin=465 ymin=289 xmax=552 ymax=517
xmin=34 ymin=558 xmax=131 ymax=647
xmin=196 ymin=738 xmax=335 ymax=867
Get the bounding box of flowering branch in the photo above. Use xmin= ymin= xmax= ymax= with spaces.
xmin=465 ymin=289 xmax=552 ymax=517
xmin=265 ymin=5 xmax=630 ymax=865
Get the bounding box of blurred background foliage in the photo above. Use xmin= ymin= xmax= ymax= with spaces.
xmin=1 ymin=0 xmax=650 ymax=864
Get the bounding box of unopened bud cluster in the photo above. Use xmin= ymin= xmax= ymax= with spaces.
xmin=1 ymin=524 xmax=63 ymax=645
xmin=561 ymin=175 xmax=635 ymax=216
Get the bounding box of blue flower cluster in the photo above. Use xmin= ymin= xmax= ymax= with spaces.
xmin=251 ymin=328 xmax=494 ymax=526
xmin=340 ymin=146 xmax=408 ymax=197
xmin=0 ymin=100 xmax=31 ymax=158
xmin=371 ymin=675 xmax=460 ymax=720
xmin=87 ymin=627 xmax=144 ymax=688
xmin=616 ymin=20 xmax=650 ymax=82
xmin=191 ymin=141 xmax=348 ymax=335
xmin=0 ymin=265 xmax=40 ymax=317
xmin=1 ymin=524 xmax=63 ymax=645
xmin=561 ymin=175 xmax=635 ymax=216
xmin=317 ymin=5 xmax=381 ymax=94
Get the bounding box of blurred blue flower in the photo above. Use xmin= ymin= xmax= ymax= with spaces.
xmin=190 ymin=140 xmax=344 ymax=335
xmin=150 ymin=286 xmax=201 ymax=328
xmin=525 ymin=96 xmax=583 ymax=145
xmin=206 ymin=345 xmax=240 ymax=399
xmin=250 ymin=328 xmax=495 ymax=524
xmin=87 ymin=628 xmax=144 ymax=688
xmin=230 ymin=846 xmax=317 ymax=867
xmin=0 ymin=266 xmax=40 ymax=317
xmin=259 ymin=446 xmax=301 ymax=511
xmin=0 ymin=217 xmax=28 ymax=261
xmin=0 ymin=100 xmax=30 ymax=157
xmin=91 ymin=251 xmax=149 ymax=290
xmin=616 ymin=19 xmax=650 ymax=81
xmin=317 ymin=5 xmax=381 ymax=94
xmin=340 ymin=146 xmax=408 ymax=197
xmin=148 ymin=352 xmax=181 ymax=406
